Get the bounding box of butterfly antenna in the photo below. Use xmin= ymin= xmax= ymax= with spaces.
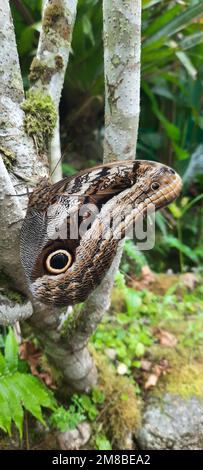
xmin=50 ymin=151 xmax=65 ymax=179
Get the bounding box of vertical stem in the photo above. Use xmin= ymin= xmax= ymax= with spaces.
xmin=103 ymin=0 xmax=141 ymax=162
xmin=177 ymin=220 xmax=184 ymax=273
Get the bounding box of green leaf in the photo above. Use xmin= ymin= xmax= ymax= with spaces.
xmin=144 ymin=5 xmax=181 ymax=38
xmin=155 ymin=212 xmax=167 ymax=237
xmin=12 ymin=373 xmax=47 ymax=425
xmin=95 ymin=434 xmax=112 ymax=450
xmin=17 ymin=374 xmax=56 ymax=409
xmin=176 ymin=51 xmax=197 ymax=79
xmin=0 ymin=378 xmax=23 ymax=439
xmin=0 ymin=351 xmax=6 ymax=374
xmin=144 ymin=3 xmax=203 ymax=45
xmin=82 ymin=15 xmax=95 ymax=45
xmin=0 ymin=387 xmax=12 ymax=435
xmin=0 ymin=328 xmax=56 ymax=438
xmin=135 ymin=343 xmax=145 ymax=357
xmin=92 ymin=388 xmax=105 ymax=405
xmin=125 ymin=288 xmax=142 ymax=315
xmin=181 ymin=31 xmax=203 ymax=50
xmin=50 ymin=406 xmax=85 ymax=432
xmin=5 ymin=328 xmax=18 ymax=372
xmin=165 ymin=235 xmax=199 ymax=263
xmin=142 ymin=0 xmax=163 ymax=9
xmin=79 ymin=395 xmax=98 ymax=420
xmin=173 ymin=143 xmax=189 ymax=161
xmin=124 ymin=240 xmax=147 ymax=267
xmin=62 ymin=163 xmax=77 ymax=176
xmin=152 ymin=85 xmax=174 ymax=100
xmin=142 ymin=82 xmax=180 ymax=142
xmin=18 ymin=26 xmax=35 ymax=55
xmin=168 ymin=202 xmax=182 ymax=219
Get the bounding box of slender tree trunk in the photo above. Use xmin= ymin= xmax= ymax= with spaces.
xmin=103 ymin=0 xmax=141 ymax=163
xmin=29 ymin=0 xmax=77 ymax=182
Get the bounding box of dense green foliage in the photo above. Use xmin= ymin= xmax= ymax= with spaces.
xmin=1 ymin=276 xmax=202 ymax=447
xmin=0 ymin=329 xmax=56 ymax=438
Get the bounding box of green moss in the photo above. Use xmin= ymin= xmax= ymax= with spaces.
xmin=43 ymin=0 xmax=71 ymax=40
xmin=0 ymin=146 xmax=16 ymax=169
xmin=21 ymin=91 xmax=57 ymax=152
xmin=43 ymin=0 xmax=63 ymax=27
xmin=166 ymin=363 xmax=203 ymax=398
xmin=60 ymin=313 xmax=76 ymax=338
xmin=110 ymin=286 xmax=126 ymax=313
xmin=92 ymin=350 xmax=141 ymax=449
xmin=111 ymin=55 xmax=121 ymax=67
xmin=0 ymin=271 xmax=24 ymax=304
xmin=149 ymin=344 xmax=203 ymax=399
xmin=29 ymin=58 xmax=54 ymax=84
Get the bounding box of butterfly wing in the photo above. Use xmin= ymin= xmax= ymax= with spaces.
xmin=20 ymin=160 xmax=182 ymax=306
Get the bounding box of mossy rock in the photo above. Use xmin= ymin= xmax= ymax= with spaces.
xmin=91 ymin=349 xmax=141 ymax=449
xmin=137 ymin=394 xmax=203 ymax=450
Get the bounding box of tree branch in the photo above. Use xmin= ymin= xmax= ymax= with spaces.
xmin=29 ymin=0 xmax=78 ymax=182
xmin=103 ymin=0 xmax=141 ymax=163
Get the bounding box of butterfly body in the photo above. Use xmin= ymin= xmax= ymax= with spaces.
xmin=20 ymin=160 xmax=182 ymax=306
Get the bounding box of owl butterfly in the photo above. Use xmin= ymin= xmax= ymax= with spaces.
xmin=20 ymin=160 xmax=182 ymax=306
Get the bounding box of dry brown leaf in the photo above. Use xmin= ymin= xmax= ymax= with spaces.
xmin=144 ymin=360 xmax=169 ymax=390
xmin=144 ymin=373 xmax=158 ymax=390
xmin=20 ymin=340 xmax=55 ymax=388
xmin=141 ymin=266 xmax=156 ymax=284
xmin=154 ymin=328 xmax=178 ymax=348
xmin=181 ymin=273 xmax=199 ymax=291
xmin=140 ymin=359 xmax=152 ymax=371
xmin=128 ymin=265 xmax=156 ymax=291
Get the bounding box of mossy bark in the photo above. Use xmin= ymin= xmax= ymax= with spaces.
xmin=29 ymin=0 xmax=78 ymax=183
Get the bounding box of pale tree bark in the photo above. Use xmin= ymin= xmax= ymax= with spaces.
xmin=0 ymin=0 xmax=141 ymax=393
xmin=103 ymin=0 xmax=141 ymax=163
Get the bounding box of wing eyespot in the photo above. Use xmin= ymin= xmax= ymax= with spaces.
xmin=151 ymin=182 xmax=160 ymax=190
xmin=45 ymin=249 xmax=72 ymax=274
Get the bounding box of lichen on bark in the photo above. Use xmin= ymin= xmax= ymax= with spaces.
xmin=43 ymin=0 xmax=71 ymax=40
xmin=29 ymin=57 xmax=55 ymax=84
xmin=0 ymin=146 xmax=16 ymax=169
